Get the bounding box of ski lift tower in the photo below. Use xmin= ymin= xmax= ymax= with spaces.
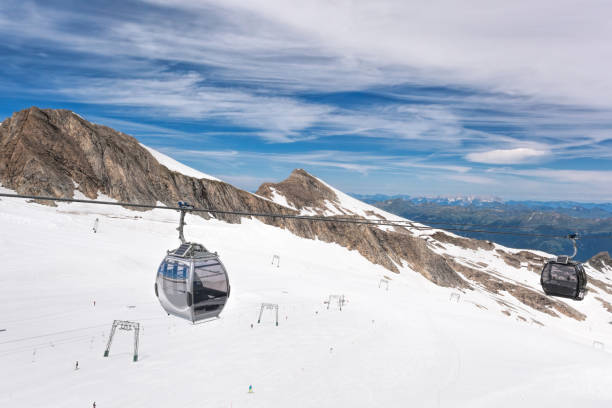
xmin=325 ymin=294 xmax=345 ymax=311
xmin=103 ymin=320 xmax=140 ymax=362
xmin=258 ymin=303 xmax=279 ymax=326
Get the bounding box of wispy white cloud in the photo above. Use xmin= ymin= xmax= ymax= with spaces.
xmin=2 ymin=0 xmax=611 ymax=155
xmin=2 ymin=0 xmax=612 ymax=200
xmin=54 ymin=72 xmax=334 ymax=142
xmin=150 ymin=146 xmax=612 ymax=200
xmin=84 ymin=115 xmax=202 ymax=140
xmin=216 ymin=174 xmax=268 ymax=191
xmin=489 ymin=168 xmax=612 ymax=185
xmin=155 ymin=148 xmax=473 ymax=176
xmin=396 ymin=161 xmax=471 ymax=174
xmin=446 ymin=174 xmax=496 ymax=185
xmin=141 ymin=0 xmax=612 ymax=106
xmin=53 ymin=70 xmax=510 ymax=147
xmin=466 ymin=148 xmax=550 ymax=164
xmin=158 ymin=148 xmax=241 ymax=160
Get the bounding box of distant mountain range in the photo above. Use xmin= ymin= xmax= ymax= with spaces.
xmin=353 ymin=195 xmax=612 ymax=261
xmin=352 ymin=194 xmax=612 ymax=219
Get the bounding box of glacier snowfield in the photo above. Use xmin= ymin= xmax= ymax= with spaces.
xmin=1 ymin=193 xmax=612 ymax=408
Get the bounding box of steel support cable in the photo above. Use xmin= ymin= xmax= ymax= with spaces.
xmin=0 ymin=192 xmax=610 ymax=240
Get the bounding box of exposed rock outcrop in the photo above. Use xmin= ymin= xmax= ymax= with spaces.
xmin=596 ymin=297 xmax=612 ymax=314
xmin=432 ymin=231 xmax=494 ymax=251
xmin=446 ymin=259 xmax=585 ymax=320
xmin=0 ymin=107 xmax=294 ymax=223
xmin=258 ymin=169 xmax=340 ymax=212
xmin=588 ymin=252 xmax=612 ymax=273
xmin=1 ymin=107 xmax=466 ymax=288
xmin=257 ymin=169 xmax=468 ymax=288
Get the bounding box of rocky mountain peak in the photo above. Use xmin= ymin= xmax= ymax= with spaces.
xmin=1 ymin=106 xmax=157 ymax=201
xmin=257 ymin=168 xmax=338 ymax=210
xmin=0 ymin=106 xmax=293 ymax=220
xmin=588 ymin=251 xmax=612 ymax=273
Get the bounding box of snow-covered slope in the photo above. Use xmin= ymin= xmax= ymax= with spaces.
xmin=140 ymin=144 xmax=221 ymax=181
xmin=257 ymin=169 xmax=400 ymax=220
xmin=1 ymin=188 xmax=612 ymax=408
xmin=311 ymin=173 xmax=402 ymax=220
xmin=256 ymin=169 xmax=612 ymax=320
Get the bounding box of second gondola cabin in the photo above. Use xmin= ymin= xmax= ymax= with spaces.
xmin=540 ymin=256 xmax=587 ymax=301
xmin=155 ymin=242 xmax=230 ymax=323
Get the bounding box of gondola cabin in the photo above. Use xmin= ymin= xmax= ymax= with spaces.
xmin=155 ymin=242 xmax=230 ymax=322
xmin=540 ymin=255 xmax=587 ymax=301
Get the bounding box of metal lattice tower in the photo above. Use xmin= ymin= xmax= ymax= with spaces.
xmin=258 ymin=303 xmax=279 ymax=326
xmin=325 ymin=294 xmax=345 ymax=311
xmin=379 ymin=279 xmax=389 ymax=291
xmin=271 ymin=254 xmax=280 ymax=268
xmin=103 ymin=320 xmax=140 ymax=362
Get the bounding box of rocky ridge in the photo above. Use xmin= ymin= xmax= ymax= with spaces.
xmin=2 ymin=107 xmax=609 ymax=323
xmin=257 ymin=170 xmax=594 ymax=321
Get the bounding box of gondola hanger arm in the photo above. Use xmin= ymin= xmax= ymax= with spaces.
xmin=566 ymin=233 xmax=579 ymax=260
xmin=177 ymin=201 xmax=194 ymax=244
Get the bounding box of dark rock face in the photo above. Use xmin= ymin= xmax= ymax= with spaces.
xmin=432 ymin=231 xmax=494 ymax=252
xmin=258 ymin=169 xmax=340 ymax=211
xmin=0 ymin=107 xmax=296 ymax=221
xmin=446 ymin=259 xmax=585 ymax=320
xmin=257 ymin=170 xmax=468 ymax=288
xmin=588 ymin=252 xmax=612 ymax=273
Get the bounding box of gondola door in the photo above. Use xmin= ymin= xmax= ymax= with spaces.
xmin=192 ymin=258 xmax=229 ymax=321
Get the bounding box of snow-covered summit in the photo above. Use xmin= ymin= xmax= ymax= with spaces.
xmin=256 ymin=169 xmax=400 ymax=220
xmin=140 ymin=144 xmax=221 ymax=181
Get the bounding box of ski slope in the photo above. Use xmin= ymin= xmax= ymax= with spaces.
xmin=1 ymin=191 xmax=612 ymax=408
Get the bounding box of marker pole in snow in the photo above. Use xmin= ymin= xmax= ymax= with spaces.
xmin=93 ymin=218 xmax=99 ymax=233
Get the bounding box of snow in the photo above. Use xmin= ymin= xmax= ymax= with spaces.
xmin=265 ymin=187 xmax=297 ymax=210
xmin=140 ymin=144 xmax=221 ymax=181
xmin=1 ymin=189 xmax=612 ymax=407
xmin=312 ymin=175 xmax=402 ymax=221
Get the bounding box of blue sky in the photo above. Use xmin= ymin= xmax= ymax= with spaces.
xmin=1 ymin=0 xmax=612 ymax=201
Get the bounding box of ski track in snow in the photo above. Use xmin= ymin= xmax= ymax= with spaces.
xmin=1 ymin=192 xmax=612 ymax=407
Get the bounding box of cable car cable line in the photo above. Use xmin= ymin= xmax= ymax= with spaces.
xmin=0 ymin=193 xmax=602 ymax=310
xmin=0 ymin=192 xmax=610 ymax=240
